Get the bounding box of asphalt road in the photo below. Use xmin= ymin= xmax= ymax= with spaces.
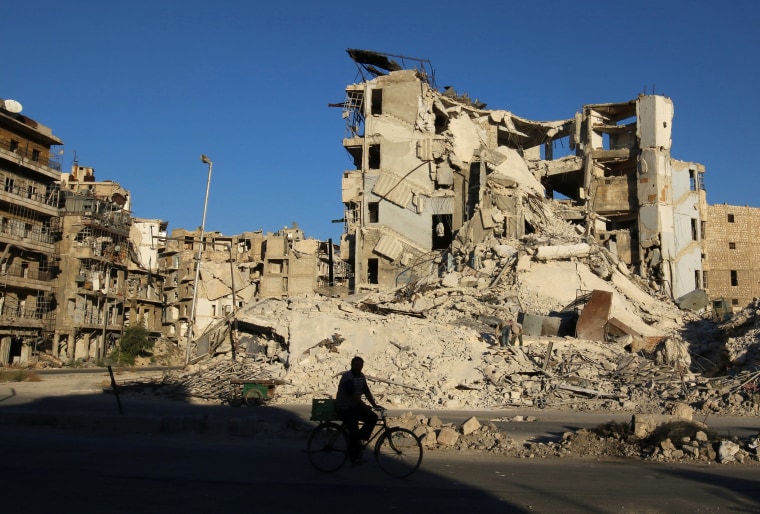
xmin=2 ymin=370 xmax=760 ymax=512
xmin=1 ymin=425 xmax=758 ymax=513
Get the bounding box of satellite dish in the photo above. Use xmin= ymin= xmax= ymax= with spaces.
xmin=4 ymin=99 xmax=22 ymax=113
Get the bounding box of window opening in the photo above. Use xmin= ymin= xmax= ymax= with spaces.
xmin=466 ymin=162 xmax=481 ymax=221
xmin=691 ymin=219 xmax=698 ymax=241
xmin=368 ymin=144 xmax=380 ymax=169
xmin=368 ymin=202 xmax=379 ymax=223
xmin=371 ymin=89 xmax=382 ymax=115
xmin=432 ymin=214 xmax=452 ymax=250
xmin=728 ymin=213 xmax=735 ymax=223
xmin=367 ymin=258 xmax=378 ymax=285
xmin=729 ymin=242 xmax=736 ymax=250
xmin=730 ymin=270 xmax=738 ymax=287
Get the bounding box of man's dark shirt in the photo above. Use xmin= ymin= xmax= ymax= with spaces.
xmin=336 ymin=370 xmax=369 ymax=410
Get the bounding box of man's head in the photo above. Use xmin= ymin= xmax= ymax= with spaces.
xmin=350 ymin=356 xmax=364 ymax=374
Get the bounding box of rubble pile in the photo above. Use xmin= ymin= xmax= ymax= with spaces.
xmin=720 ymin=298 xmax=760 ymax=372
xmin=152 ymin=245 xmax=759 ymax=418
xmin=389 ymin=412 xmax=760 ymax=465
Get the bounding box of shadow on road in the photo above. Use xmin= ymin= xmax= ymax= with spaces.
xmin=0 ymin=375 xmax=530 ymax=513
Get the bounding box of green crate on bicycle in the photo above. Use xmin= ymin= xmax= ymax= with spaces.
xmin=311 ymin=398 xmax=337 ymax=421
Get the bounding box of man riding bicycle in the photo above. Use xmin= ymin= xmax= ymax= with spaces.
xmin=335 ymin=356 xmax=380 ymax=464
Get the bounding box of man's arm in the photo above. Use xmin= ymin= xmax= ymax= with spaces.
xmin=363 ymin=381 xmax=378 ymax=408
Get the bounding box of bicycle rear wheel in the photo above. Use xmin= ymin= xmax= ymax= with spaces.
xmin=375 ymin=428 xmax=423 ymax=478
xmin=307 ymin=422 xmax=348 ymax=472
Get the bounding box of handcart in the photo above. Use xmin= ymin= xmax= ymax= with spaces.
xmin=229 ymin=378 xmax=284 ymax=407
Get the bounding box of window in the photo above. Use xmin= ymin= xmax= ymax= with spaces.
xmin=702 ymin=270 xmax=709 ymax=289
xmin=730 ymin=270 xmax=738 ymax=286
xmin=691 ymin=219 xmax=698 ymax=241
xmin=371 ymin=89 xmax=382 ymax=115
xmin=732 ymin=299 xmax=739 ymax=306
xmin=728 ymin=213 xmax=735 ymax=223
xmin=432 ymin=214 xmax=451 ymax=250
xmin=4 ymin=177 xmax=14 ymax=193
xmin=367 ymin=258 xmax=378 ymax=284
xmin=689 ymin=169 xmax=697 ymax=191
xmin=9 ymin=140 xmax=18 ymax=152
xmin=368 ymin=202 xmax=379 ymax=223
xmin=729 ymin=242 xmax=736 ymax=249
xmin=32 ymin=149 xmax=40 ymax=162
xmin=368 ymin=144 xmax=380 ymax=169
xmin=694 ymin=270 xmax=701 ymax=289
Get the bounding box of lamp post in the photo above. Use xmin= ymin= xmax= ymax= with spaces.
xmin=227 ymin=244 xmax=238 ymax=362
xmin=185 ymin=154 xmax=213 ymax=365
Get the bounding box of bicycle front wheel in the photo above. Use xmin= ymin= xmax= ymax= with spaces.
xmin=307 ymin=422 xmax=348 ymax=473
xmin=375 ymin=428 xmax=423 ymax=478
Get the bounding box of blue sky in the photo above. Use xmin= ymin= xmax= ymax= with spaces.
xmin=3 ymin=1 xmax=758 ymax=242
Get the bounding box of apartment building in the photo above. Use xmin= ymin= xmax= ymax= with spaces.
xmin=0 ymin=99 xmax=62 ymax=365
xmin=52 ymin=165 xmax=132 ymax=361
xmin=703 ymin=204 xmax=760 ymax=310
xmin=337 ymin=50 xmax=706 ymax=300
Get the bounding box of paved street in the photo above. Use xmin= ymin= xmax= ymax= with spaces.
xmin=1 ymin=424 xmax=758 ymax=513
xmin=2 ymin=370 xmax=759 ymax=513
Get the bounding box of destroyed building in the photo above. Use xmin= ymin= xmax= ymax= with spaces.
xmin=337 ymin=50 xmax=706 ymax=301
xmin=0 ymin=99 xmax=62 ymax=364
xmin=53 ymin=165 xmax=133 ymax=361
xmin=126 ymin=218 xmax=167 ymax=338
xmin=158 ymin=223 xmax=341 ymax=361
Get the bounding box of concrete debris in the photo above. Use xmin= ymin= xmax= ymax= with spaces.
xmin=144 ymin=242 xmax=759 ymax=421
xmin=384 ymin=412 xmax=758 ymax=464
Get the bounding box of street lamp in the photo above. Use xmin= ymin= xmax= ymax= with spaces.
xmin=185 ymin=154 xmax=213 ymax=365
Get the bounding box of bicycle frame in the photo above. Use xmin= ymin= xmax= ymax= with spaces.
xmin=307 ymin=407 xmax=423 ymax=478
xmin=317 ymin=407 xmax=388 ymax=451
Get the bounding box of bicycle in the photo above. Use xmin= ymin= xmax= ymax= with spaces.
xmin=306 ymin=405 xmax=423 ymax=478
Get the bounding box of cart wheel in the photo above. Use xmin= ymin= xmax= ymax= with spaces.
xmin=228 ymin=398 xmax=244 ymax=408
xmin=244 ymin=388 xmax=264 ymax=407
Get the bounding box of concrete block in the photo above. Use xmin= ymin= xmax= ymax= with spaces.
xmin=437 ymin=426 xmax=460 ymax=446
xmin=461 ymin=416 xmax=481 ymax=436
xmin=420 ymin=431 xmax=438 ymax=448
xmin=670 ymin=402 xmax=694 ymax=421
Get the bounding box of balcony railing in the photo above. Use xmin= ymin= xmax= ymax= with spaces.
xmin=0 ymin=263 xmax=53 ymax=282
xmin=0 ymin=308 xmax=55 ymax=321
xmin=0 ymin=219 xmax=57 ymax=244
xmin=1 ymin=181 xmax=60 ymax=208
